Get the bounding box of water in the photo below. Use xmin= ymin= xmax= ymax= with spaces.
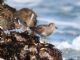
xmin=6 ymin=0 xmax=80 ymax=60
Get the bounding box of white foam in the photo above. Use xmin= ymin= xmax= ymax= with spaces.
xmin=72 ymin=36 xmax=80 ymax=50
xmin=55 ymin=41 xmax=72 ymax=49
xmin=52 ymin=35 xmax=80 ymax=51
xmin=63 ymin=57 xmax=66 ymax=60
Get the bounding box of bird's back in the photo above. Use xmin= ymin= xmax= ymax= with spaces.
xmin=14 ymin=8 xmax=37 ymax=28
xmin=33 ymin=23 xmax=55 ymax=37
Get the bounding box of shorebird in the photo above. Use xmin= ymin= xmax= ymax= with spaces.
xmin=34 ymin=23 xmax=57 ymax=37
xmin=31 ymin=23 xmax=57 ymax=43
xmin=13 ymin=8 xmax=37 ymax=34
xmin=14 ymin=8 xmax=37 ymax=30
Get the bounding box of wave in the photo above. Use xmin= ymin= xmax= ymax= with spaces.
xmin=63 ymin=57 xmax=66 ymax=60
xmin=52 ymin=35 xmax=80 ymax=51
xmin=54 ymin=41 xmax=72 ymax=49
xmin=50 ymin=35 xmax=80 ymax=60
xmin=72 ymin=36 xmax=80 ymax=50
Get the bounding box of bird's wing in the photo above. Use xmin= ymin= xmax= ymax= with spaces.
xmin=37 ymin=25 xmax=48 ymax=29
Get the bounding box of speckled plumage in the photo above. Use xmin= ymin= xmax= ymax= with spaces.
xmin=34 ymin=23 xmax=56 ymax=37
xmin=14 ymin=8 xmax=37 ymax=28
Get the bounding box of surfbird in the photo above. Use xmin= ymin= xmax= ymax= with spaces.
xmin=32 ymin=23 xmax=57 ymax=43
xmin=14 ymin=8 xmax=37 ymax=29
xmin=34 ymin=23 xmax=57 ymax=37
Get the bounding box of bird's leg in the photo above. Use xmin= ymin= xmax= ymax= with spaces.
xmin=44 ymin=37 xmax=48 ymax=44
xmin=26 ymin=27 xmax=32 ymax=35
xmin=26 ymin=27 xmax=30 ymax=31
xmin=41 ymin=37 xmax=48 ymax=44
xmin=30 ymin=28 xmax=36 ymax=36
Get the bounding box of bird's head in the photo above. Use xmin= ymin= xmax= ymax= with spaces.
xmin=49 ymin=23 xmax=58 ymax=29
xmin=49 ymin=23 xmax=54 ymax=27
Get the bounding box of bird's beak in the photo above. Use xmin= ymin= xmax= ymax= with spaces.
xmin=55 ymin=26 xmax=58 ymax=29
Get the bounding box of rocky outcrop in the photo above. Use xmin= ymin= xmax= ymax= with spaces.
xmin=0 ymin=0 xmax=63 ymax=60
xmin=0 ymin=30 xmax=63 ymax=60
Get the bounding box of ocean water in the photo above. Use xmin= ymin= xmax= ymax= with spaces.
xmin=6 ymin=0 xmax=80 ymax=60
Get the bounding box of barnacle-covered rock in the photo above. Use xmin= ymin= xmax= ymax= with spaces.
xmin=0 ymin=4 xmax=14 ymax=30
xmin=0 ymin=30 xmax=63 ymax=60
xmin=0 ymin=1 xmax=63 ymax=60
xmin=0 ymin=0 xmax=4 ymax=5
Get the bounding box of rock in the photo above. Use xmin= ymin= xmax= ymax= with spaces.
xmin=0 ymin=31 xmax=63 ymax=60
xmin=0 ymin=1 xmax=63 ymax=60
xmin=0 ymin=4 xmax=15 ymax=30
xmin=0 ymin=0 xmax=4 ymax=5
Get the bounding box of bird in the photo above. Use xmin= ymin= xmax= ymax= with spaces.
xmin=13 ymin=19 xmax=28 ymax=33
xmin=14 ymin=8 xmax=37 ymax=30
xmin=13 ymin=8 xmax=37 ymax=34
xmin=31 ymin=23 xmax=57 ymax=43
xmin=0 ymin=5 xmax=14 ymax=30
xmin=34 ymin=23 xmax=57 ymax=37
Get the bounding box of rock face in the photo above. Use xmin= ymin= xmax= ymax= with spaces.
xmin=0 ymin=0 xmax=4 ymax=5
xmin=0 ymin=4 xmax=15 ymax=30
xmin=0 ymin=31 xmax=63 ymax=60
xmin=0 ymin=0 xmax=16 ymax=30
xmin=0 ymin=0 xmax=63 ymax=60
